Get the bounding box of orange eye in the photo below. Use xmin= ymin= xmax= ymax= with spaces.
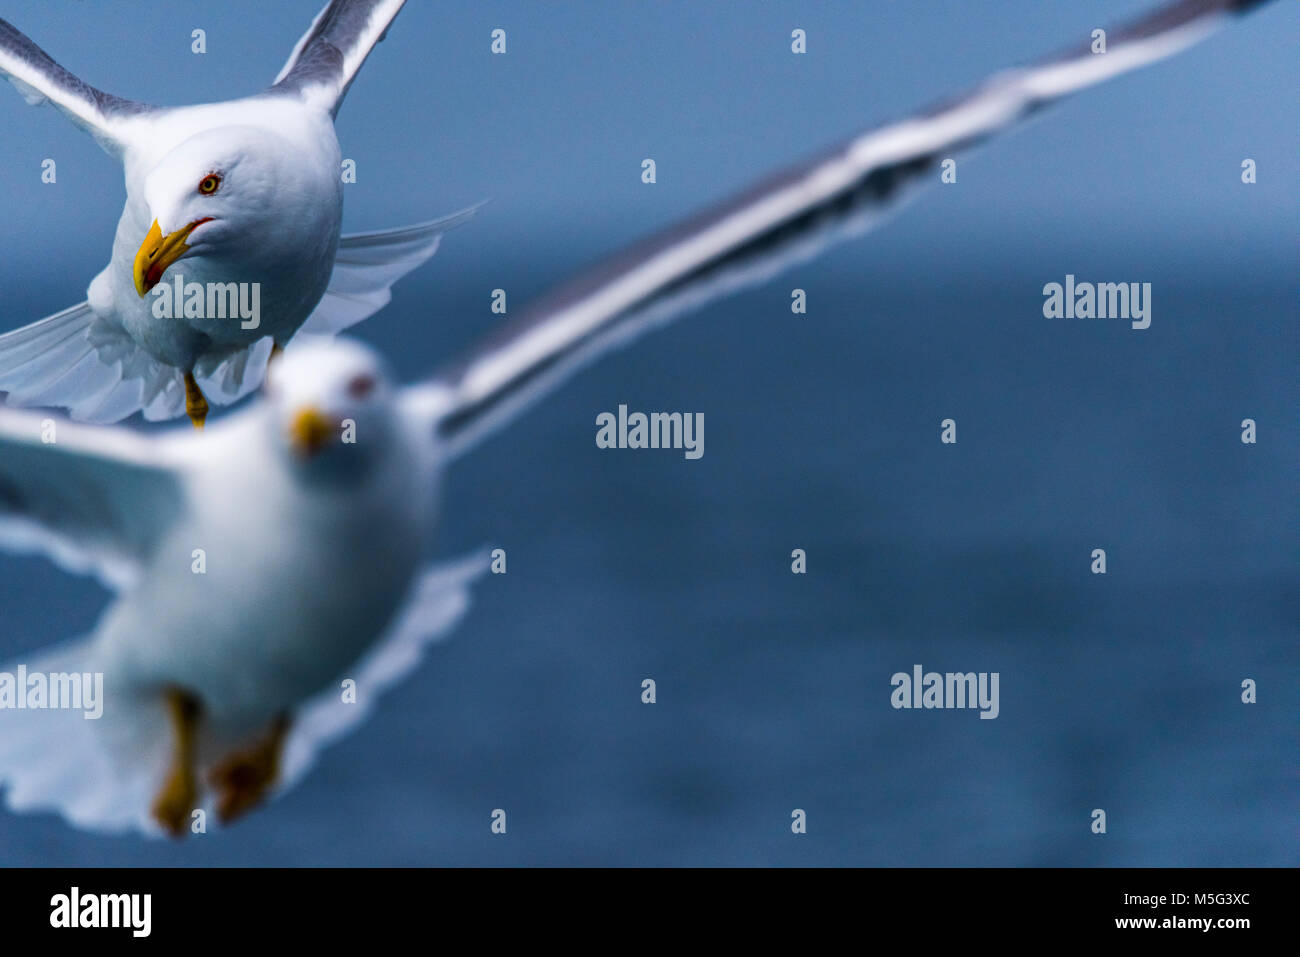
xmin=197 ymin=174 xmax=221 ymax=195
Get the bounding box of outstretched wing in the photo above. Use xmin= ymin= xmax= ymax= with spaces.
xmin=0 ymin=406 xmax=188 ymax=590
xmin=0 ymin=17 xmax=153 ymax=154
xmin=0 ymin=301 xmax=245 ymax=425
xmin=301 ymin=203 xmax=485 ymax=334
xmin=278 ymin=550 xmax=488 ymax=796
xmin=402 ymin=0 xmax=1275 ymax=459
xmin=270 ymin=0 xmax=407 ymax=116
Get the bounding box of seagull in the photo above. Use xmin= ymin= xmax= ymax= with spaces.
xmin=0 ymin=0 xmax=1274 ymax=836
xmin=0 ymin=0 xmax=476 ymax=428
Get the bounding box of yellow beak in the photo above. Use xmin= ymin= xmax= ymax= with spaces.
xmin=289 ymin=407 xmax=336 ymax=458
xmin=133 ymin=218 xmax=210 ymax=297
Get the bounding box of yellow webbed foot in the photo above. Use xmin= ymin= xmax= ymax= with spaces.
xmin=183 ymin=371 xmax=209 ymax=429
xmin=151 ymin=765 xmax=197 ymax=838
xmin=150 ymin=689 xmax=201 ymax=838
xmin=208 ymin=714 xmax=290 ymax=824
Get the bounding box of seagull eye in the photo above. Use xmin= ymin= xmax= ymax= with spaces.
xmin=197 ymin=174 xmax=221 ymax=195
xmin=347 ymin=374 xmax=376 ymax=400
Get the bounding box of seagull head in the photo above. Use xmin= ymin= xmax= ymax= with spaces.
xmin=262 ymin=338 xmax=401 ymax=478
xmin=134 ymin=126 xmax=335 ymax=297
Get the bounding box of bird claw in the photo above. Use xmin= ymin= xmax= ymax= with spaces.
xmin=208 ymin=715 xmax=289 ymax=824
xmin=150 ymin=766 xmax=197 ymax=838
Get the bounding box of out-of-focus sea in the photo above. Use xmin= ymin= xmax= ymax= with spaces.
xmin=0 ymin=0 xmax=1295 ymax=865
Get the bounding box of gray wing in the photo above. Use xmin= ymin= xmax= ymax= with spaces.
xmin=270 ymin=0 xmax=407 ymax=116
xmin=301 ymin=202 xmax=485 ymax=334
xmin=403 ymin=0 xmax=1275 ymax=459
xmin=0 ymin=17 xmax=153 ymax=154
xmin=0 ymin=407 xmax=187 ymax=591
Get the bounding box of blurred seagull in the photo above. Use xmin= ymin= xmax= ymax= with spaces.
xmin=0 ymin=0 xmax=1275 ymax=835
xmin=0 ymin=0 xmax=476 ymax=428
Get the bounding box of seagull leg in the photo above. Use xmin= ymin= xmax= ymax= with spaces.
xmin=183 ymin=371 xmax=209 ymax=429
xmin=151 ymin=688 xmax=201 ymax=838
xmin=261 ymin=343 xmax=285 ymax=392
xmin=208 ymin=713 xmax=290 ymax=824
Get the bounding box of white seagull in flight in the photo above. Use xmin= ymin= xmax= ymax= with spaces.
xmin=0 ymin=0 xmax=1276 ymax=836
xmin=0 ymin=0 xmax=475 ymax=428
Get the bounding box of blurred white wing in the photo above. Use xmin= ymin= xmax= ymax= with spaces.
xmin=403 ymin=0 xmax=1275 ymax=458
xmin=0 ymin=406 xmax=188 ymax=590
xmin=271 ymin=0 xmax=407 ymax=116
xmin=278 ymin=550 xmax=489 ymax=794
